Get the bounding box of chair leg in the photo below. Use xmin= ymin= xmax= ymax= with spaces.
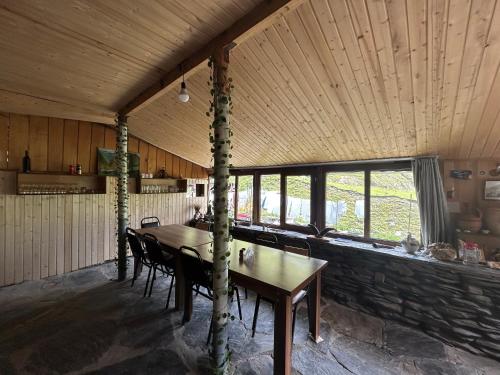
xmin=148 ymin=266 xmax=157 ymax=297
xmin=235 ymin=288 xmax=242 ymax=320
xmin=245 ymin=288 xmax=248 ymax=299
xmin=143 ymin=266 xmax=153 ymax=297
xmin=131 ymin=258 xmax=140 ymax=287
xmin=207 ymin=314 xmax=213 ymax=346
xmin=251 ymin=294 xmax=261 ymax=338
xmin=166 ymin=274 xmax=175 ymax=310
xmin=292 ymin=304 xmax=298 ymax=340
xmin=195 ymin=284 xmax=200 ymax=296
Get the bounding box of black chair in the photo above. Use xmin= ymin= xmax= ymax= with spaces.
xmin=179 ymin=246 xmax=242 ymax=344
xmin=141 ymin=216 xmax=161 ymax=228
xmin=252 ymin=241 xmax=312 ymax=340
xmin=255 ymin=232 xmax=279 ymax=248
xmin=126 ymin=228 xmax=152 ymax=290
xmin=142 ymin=233 xmax=176 ymax=309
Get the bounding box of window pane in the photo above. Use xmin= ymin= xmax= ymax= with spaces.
xmin=209 ymin=176 xmax=235 ymax=218
xmin=260 ymin=174 xmax=281 ymax=224
xmin=228 ymin=176 xmax=236 ymax=219
xmin=237 ymin=175 xmax=253 ymax=221
xmin=325 ymin=172 xmax=365 ymax=236
xmin=370 ymin=170 xmax=420 ymax=241
xmin=286 ymin=175 xmax=311 ymax=225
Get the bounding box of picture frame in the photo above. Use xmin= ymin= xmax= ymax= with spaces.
xmin=97 ymin=148 xmax=140 ymax=177
xmin=484 ymin=180 xmax=500 ymax=200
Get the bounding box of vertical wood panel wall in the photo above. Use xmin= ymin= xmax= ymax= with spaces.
xmin=0 ymin=184 xmax=208 ymax=287
xmin=0 ymin=112 xmax=209 ymax=179
xmin=0 ymin=111 xmax=209 ymax=287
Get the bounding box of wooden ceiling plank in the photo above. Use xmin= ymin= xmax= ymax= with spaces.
xmin=385 ymin=0 xmax=418 ymax=156
xmin=304 ymin=0 xmax=382 ymax=157
xmin=324 ymin=0 xmax=396 ymax=156
xmin=435 ymin=0 xmax=471 ymax=157
xmin=459 ymin=0 xmax=500 ymax=158
xmin=447 ymin=0 xmax=496 ymax=157
xmin=264 ymin=17 xmax=353 ymax=159
xmin=121 ymin=0 xmax=307 ymax=115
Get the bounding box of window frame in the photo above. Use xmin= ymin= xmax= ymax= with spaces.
xmin=230 ymin=160 xmax=414 ymax=245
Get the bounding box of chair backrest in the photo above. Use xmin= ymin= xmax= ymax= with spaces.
xmin=283 ymin=245 xmax=310 ymax=257
xmin=142 ymin=233 xmax=173 ymax=266
xmin=141 ymin=216 xmax=161 ymax=228
xmin=195 ymin=222 xmax=210 ymax=231
xmin=180 ymin=246 xmax=212 ymax=289
xmin=126 ymin=227 xmax=145 ymax=259
xmin=255 ymin=232 xmax=279 ymax=247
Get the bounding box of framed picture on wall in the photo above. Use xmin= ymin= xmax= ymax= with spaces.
xmin=484 ymin=180 xmax=500 ymax=200
xmin=97 ymin=148 xmax=140 ymax=177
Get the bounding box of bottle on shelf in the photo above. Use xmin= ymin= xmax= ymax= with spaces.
xmin=22 ymin=150 xmax=31 ymax=173
xmin=76 ymin=164 xmax=82 ymax=175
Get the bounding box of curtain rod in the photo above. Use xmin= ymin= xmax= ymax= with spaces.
xmin=230 ymin=156 xmax=438 ymax=170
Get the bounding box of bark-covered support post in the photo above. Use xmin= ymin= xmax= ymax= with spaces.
xmin=116 ymin=113 xmax=129 ymax=281
xmin=211 ymin=46 xmax=232 ymax=373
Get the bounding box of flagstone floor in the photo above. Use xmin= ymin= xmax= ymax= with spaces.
xmin=0 ymin=262 xmax=498 ymax=375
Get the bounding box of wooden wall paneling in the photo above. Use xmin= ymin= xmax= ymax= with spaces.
xmin=0 ymin=195 xmax=4 ymax=286
xmin=64 ymin=195 xmax=72 ymax=273
xmin=4 ymin=196 xmax=14 ymax=285
xmin=47 ymin=117 xmax=64 ymax=171
xmin=14 ymin=197 xmax=24 ymax=283
xmin=139 ymin=141 xmax=149 ymax=172
xmin=63 ymin=120 xmax=79 ymax=169
xmin=23 ymin=195 xmax=33 ymax=281
xmin=40 ymin=195 xmax=49 ymax=278
xmin=172 ymin=155 xmax=180 ymax=178
xmin=165 ymin=152 xmax=173 ymax=177
xmin=8 ymin=114 xmax=29 ymax=170
xmin=104 ymin=127 xmax=116 ymax=149
xmin=56 ymin=196 xmax=65 ymax=275
xmin=148 ymin=145 xmax=157 ymax=175
xmin=48 ymin=195 xmax=57 ymax=276
xmin=28 ymin=116 xmax=49 ymax=171
xmin=72 ymin=195 xmax=79 ymax=271
xmin=78 ymin=195 xmax=86 ymax=268
xmin=157 ymin=149 xmax=166 ymax=174
xmin=128 ymin=136 xmax=139 ymax=154
xmin=179 ymin=158 xmax=187 ymax=178
xmin=85 ymin=195 xmax=92 ymax=266
xmin=32 ymin=196 xmax=41 ymax=280
xmin=77 ymin=121 xmax=92 ymax=174
xmin=0 ymin=113 xmax=8 ymax=169
xmin=186 ymin=161 xmax=193 ymax=178
xmin=90 ymin=124 xmax=105 ymax=174
xmin=104 ymin=193 xmax=110 ymax=261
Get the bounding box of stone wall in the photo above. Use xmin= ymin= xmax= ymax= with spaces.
xmin=231 ymin=226 xmax=500 ymax=360
xmin=314 ymin=244 xmax=500 ymax=360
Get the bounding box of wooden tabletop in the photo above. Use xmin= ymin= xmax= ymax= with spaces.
xmin=193 ymin=239 xmax=328 ymax=297
xmin=135 ymin=224 xmax=213 ymax=249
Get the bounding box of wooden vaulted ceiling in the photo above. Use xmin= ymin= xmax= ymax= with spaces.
xmin=1 ymin=0 xmax=500 ymax=167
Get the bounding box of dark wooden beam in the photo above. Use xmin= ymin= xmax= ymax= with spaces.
xmin=120 ymin=0 xmax=306 ymax=115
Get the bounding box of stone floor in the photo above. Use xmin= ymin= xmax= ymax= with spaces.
xmin=0 ymin=262 xmax=499 ymax=375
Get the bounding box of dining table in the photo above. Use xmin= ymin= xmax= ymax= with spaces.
xmin=135 ymin=224 xmax=328 ymax=375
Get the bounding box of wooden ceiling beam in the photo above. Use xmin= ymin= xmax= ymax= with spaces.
xmin=120 ymin=0 xmax=306 ymax=116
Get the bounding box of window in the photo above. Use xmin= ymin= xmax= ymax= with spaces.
xmin=286 ymin=175 xmax=311 ymax=225
xmin=260 ymin=174 xmax=281 ymax=224
xmin=208 ymin=176 xmax=236 ymax=218
xmin=236 ymin=175 xmax=253 ymax=221
xmin=370 ymin=170 xmax=421 ymax=241
xmin=325 ymin=171 xmax=365 ymax=236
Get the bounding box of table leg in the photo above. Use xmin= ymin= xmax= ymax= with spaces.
xmin=174 ymin=256 xmax=185 ymax=310
xmin=308 ymin=271 xmax=322 ymax=343
xmin=183 ymin=278 xmax=193 ymax=323
xmin=274 ymin=293 xmax=293 ymax=375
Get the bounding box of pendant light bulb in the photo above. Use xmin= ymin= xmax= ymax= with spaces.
xmin=178 ymin=70 xmax=190 ymax=103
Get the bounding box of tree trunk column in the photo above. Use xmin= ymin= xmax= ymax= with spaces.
xmin=116 ymin=113 xmax=129 ymax=281
xmin=211 ymin=47 xmax=231 ymax=373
